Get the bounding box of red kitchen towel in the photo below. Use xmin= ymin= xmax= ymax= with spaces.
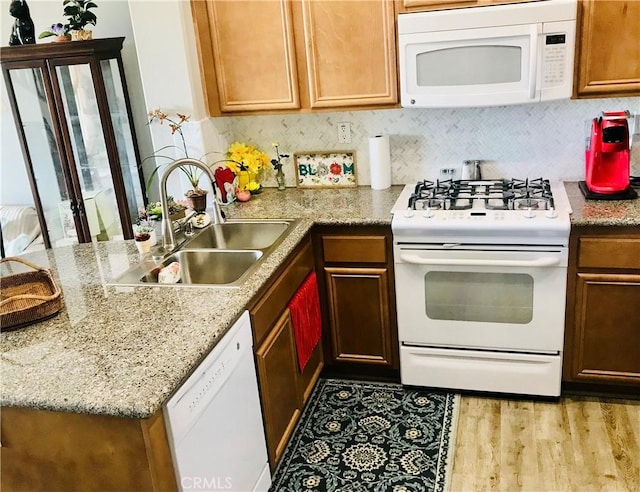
xmin=288 ymin=271 xmax=322 ymax=372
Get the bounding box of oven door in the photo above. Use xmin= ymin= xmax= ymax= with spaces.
xmin=394 ymin=244 xmax=568 ymax=353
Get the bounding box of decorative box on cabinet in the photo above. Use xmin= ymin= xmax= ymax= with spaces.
xmin=563 ymin=226 xmax=640 ymax=393
xmin=0 ymin=38 xmax=146 ymax=248
xmin=574 ymin=0 xmax=640 ymax=97
xmin=313 ymin=226 xmax=399 ymax=378
xmin=249 ymin=237 xmax=323 ymax=469
xmin=191 ymin=0 xmax=397 ymax=114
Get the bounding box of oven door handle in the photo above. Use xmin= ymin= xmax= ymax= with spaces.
xmin=399 ymin=253 xmax=561 ymax=268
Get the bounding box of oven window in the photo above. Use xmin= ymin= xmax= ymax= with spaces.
xmin=416 ymin=45 xmax=522 ymax=86
xmin=424 ymin=271 xmax=533 ymax=323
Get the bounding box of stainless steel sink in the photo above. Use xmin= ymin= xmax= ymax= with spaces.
xmin=182 ymin=220 xmax=292 ymax=250
xmin=110 ymin=219 xmax=299 ymax=288
xmin=140 ymin=249 xmax=263 ymax=286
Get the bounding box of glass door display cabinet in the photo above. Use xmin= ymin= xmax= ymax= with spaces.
xmin=1 ymin=37 xmax=145 ymax=248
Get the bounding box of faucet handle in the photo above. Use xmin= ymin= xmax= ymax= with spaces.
xmin=183 ymin=220 xmax=194 ymax=236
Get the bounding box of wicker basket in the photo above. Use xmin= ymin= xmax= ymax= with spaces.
xmin=0 ymin=257 xmax=62 ymax=332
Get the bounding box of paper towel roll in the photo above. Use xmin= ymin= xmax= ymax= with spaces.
xmin=369 ymin=135 xmax=391 ymax=190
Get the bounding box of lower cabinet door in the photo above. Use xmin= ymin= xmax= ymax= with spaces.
xmin=324 ymin=266 xmax=395 ymax=367
xmin=255 ymin=309 xmax=301 ymax=468
xmin=571 ymin=272 xmax=640 ymax=384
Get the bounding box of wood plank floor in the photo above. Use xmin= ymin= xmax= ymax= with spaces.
xmin=449 ymin=394 xmax=640 ymax=492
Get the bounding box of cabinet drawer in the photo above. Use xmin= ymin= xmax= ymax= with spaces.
xmin=251 ymin=240 xmax=314 ymax=346
xmin=578 ymin=238 xmax=640 ymax=269
xmin=322 ymin=236 xmax=387 ymax=263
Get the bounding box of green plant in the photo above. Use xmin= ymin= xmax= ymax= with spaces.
xmin=38 ymin=22 xmax=71 ymax=39
xmin=144 ymin=198 xmax=186 ymax=220
xmin=63 ymin=0 xmax=97 ymax=31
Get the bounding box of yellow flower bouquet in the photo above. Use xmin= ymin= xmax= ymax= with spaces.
xmin=226 ymin=142 xmax=270 ymax=193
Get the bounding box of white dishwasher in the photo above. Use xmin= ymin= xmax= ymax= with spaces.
xmin=164 ymin=311 xmax=271 ymax=491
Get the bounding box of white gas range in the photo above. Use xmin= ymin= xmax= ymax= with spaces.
xmin=391 ymin=178 xmax=572 ymax=397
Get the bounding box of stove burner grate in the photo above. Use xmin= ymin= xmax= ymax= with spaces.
xmin=407 ymin=177 xmax=555 ymax=211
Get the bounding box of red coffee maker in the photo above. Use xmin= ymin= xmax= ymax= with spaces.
xmin=582 ymin=110 xmax=636 ymax=199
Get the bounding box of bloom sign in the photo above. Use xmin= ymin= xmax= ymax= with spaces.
xmin=294 ymin=151 xmax=357 ymax=188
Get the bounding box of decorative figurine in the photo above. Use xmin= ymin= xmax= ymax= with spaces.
xmin=8 ymin=0 xmax=35 ymax=45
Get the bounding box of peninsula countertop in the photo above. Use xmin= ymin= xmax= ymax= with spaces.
xmin=0 ymin=187 xmax=401 ymax=419
xmin=2 ymin=183 xmax=637 ymax=419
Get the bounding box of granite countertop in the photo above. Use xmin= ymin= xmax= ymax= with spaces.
xmin=2 ymin=183 xmax=637 ymax=419
xmin=565 ymin=181 xmax=640 ymax=227
xmin=0 ymin=186 xmax=401 ymax=419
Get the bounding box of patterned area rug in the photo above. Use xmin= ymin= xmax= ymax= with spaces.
xmin=270 ymin=378 xmax=459 ymax=492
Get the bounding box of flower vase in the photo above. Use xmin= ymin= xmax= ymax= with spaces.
xmin=237 ymin=171 xmax=251 ymax=191
xmin=238 ymin=171 xmax=261 ymax=194
xmin=276 ymin=169 xmax=286 ymax=191
xmin=71 ymin=29 xmax=93 ymax=41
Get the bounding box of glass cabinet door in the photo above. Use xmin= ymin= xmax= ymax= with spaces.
xmin=56 ymin=62 xmax=125 ymax=242
xmin=100 ymin=58 xmax=145 ymax=224
xmin=8 ymin=67 xmax=79 ymax=247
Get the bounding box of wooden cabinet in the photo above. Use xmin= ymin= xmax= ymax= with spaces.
xmin=563 ymin=226 xmax=640 ymax=392
xmin=0 ymin=407 xmax=176 ymax=491
xmin=0 ymin=38 xmax=146 ymax=247
xmin=314 ymin=226 xmax=399 ymax=377
xmin=574 ymin=0 xmax=640 ymax=97
xmin=255 ymin=309 xmax=302 ymax=467
xmin=191 ymin=0 xmax=397 ymax=114
xmin=249 ymin=237 xmax=323 ymax=468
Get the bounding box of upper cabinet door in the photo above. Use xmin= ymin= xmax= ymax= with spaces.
xmin=575 ymin=0 xmax=640 ymax=97
xmin=301 ymin=0 xmax=397 ymax=108
xmin=194 ymin=0 xmax=300 ymax=113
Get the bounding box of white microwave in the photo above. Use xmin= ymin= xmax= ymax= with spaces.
xmin=398 ymin=0 xmax=577 ymax=108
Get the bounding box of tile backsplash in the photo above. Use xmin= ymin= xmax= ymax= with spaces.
xmin=215 ymin=97 xmax=640 ymax=188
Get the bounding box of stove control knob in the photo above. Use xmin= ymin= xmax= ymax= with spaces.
xmin=423 ymin=207 xmax=434 ymax=218
xmin=403 ymin=208 xmax=415 ymax=218
xmin=545 ymin=207 xmax=558 ymax=219
xmin=523 ymin=207 xmax=536 ymax=219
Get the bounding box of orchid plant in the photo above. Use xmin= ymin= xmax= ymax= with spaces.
xmin=144 ymin=109 xmax=209 ymax=196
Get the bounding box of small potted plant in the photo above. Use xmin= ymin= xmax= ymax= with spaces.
xmin=134 ymin=229 xmax=153 ymax=255
xmin=134 ymin=214 xmax=157 ymax=247
xmin=63 ymin=0 xmax=97 ymax=41
xmin=145 ymin=198 xmax=187 ymax=221
xmin=38 ymin=22 xmax=71 ymax=42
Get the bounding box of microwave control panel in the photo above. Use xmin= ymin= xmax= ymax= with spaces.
xmin=542 ymin=34 xmax=567 ymax=88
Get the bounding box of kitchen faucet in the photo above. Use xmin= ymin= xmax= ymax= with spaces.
xmin=158 ymin=158 xmax=225 ymax=251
